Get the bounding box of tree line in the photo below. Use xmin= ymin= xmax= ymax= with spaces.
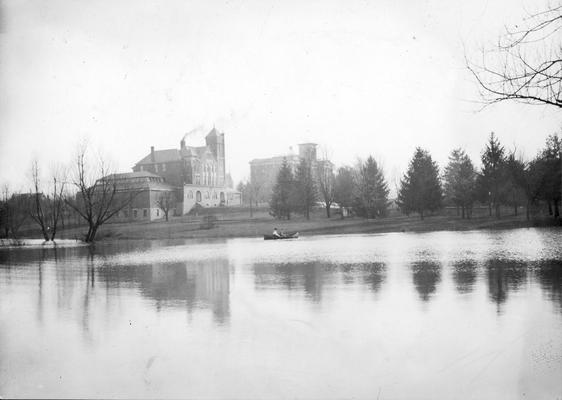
xmin=263 ymin=132 xmax=561 ymax=222
xmin=0 ymin=143 xmax=149 ymax=243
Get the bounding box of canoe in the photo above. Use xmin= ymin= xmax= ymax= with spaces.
xmin=263 ymin=232 xmax=299 ymax=240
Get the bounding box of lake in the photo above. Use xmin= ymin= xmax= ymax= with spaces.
xmin=1 ymin=228 xmax=561 ymax=399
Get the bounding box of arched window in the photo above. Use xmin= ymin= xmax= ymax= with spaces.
xmin=196 ymin=191 xmax=202 ymax=202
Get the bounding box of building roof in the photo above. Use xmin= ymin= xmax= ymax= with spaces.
xmin=136 ymin=145 xmax=216 ymax=165
xmin=103 ymin=171 xmax=162 ymax=180
xmin=98 ymin=172 xmax=175 ymax=191
xmin=206 ymin=127 xmax=219 ymax=138
xmin=136 ymin=149 xmax=182 ymax=165
xmin=249 ymin=154 xmax=300 ymax=164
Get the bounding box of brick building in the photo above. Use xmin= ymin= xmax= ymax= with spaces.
xmin=105 ymin=172 xmax=177 ymax=221
xmin=97 ymin=128 xmax=240 ymax=222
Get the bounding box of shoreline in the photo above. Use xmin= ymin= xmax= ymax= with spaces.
xmin=3 ymin=211 xmax=559 ymax=246
xmin=58 ymin=212 xmax=562 ymax=242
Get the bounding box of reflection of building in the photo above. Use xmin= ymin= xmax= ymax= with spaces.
xmin=249 ymin=143 xmax=333 ymax=203
xmin=194 ymin=262 xmax=230 ymax=324
xmin=97 ymin=259 xmax=231 ymax=324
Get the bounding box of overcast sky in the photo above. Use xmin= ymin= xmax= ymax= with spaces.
xmin=0 ymin=0 xmax=560 ymax=192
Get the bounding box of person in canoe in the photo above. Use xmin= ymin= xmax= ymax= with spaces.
xmin=273 ymin=227 xmax=282 ymax=238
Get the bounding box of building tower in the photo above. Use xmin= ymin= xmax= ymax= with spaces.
xmin=298 ymin=143 xmax=317 ymax=162
xmin=205 ymin=127 xmax=226 ymax=186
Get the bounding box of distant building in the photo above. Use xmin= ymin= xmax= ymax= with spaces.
xmin=250 ymin=143 xmax=332 ymax=203
xmin=131 ymin=128 xmax=241 ymax=215
xmin=133 ymin=128 xmax=226 ymax=188
xmin=101 ymin=172 xmax=177 ymax=221
xmin=97 ymin=128 xmax=240 ymax=221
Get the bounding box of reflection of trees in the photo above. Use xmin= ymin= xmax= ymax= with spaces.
xmin=411 ymin=261 xmax=441 ymax=302
xmin=485 ymin=259 xmax=527 ymax=313
xmin=96 ymin=258 xmax=230 ymax=324
xmin=534 ymin=259 xmax=562 ymax=313
xmin=361 ymin=263 xmax=386 ymax=293
xmin=253 ymin=261 xmax=387 ymax=302
xmin=452 ymin=260 xmax=477 ymax=294
xmin=253 ymin=262 xmax=328 ymax=302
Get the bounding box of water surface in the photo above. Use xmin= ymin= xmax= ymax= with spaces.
xmin=1 ymin=228 xmax=561 ymax=399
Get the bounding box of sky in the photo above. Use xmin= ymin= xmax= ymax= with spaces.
xmin=0 ymin=0 xmax=560 ymax=192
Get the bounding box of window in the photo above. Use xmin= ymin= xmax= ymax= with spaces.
xmin=162 ymin=163 xmax=166 ymax=172
xmin=155 ymin=164 xmax=159 ymax=172
xmin=156 ymin=209 xmax=160 ymax=217
xmin=143 ymin=209 xmax=148 ymax=217
xmin=187 ymin=190 xmax=193 ymax=199
xmin=124 ymin=210 xmax=129 ymax=218
xmin=196 ymin=191 xmax=202 ymax=202
xmin=133 ymin=209 xmax=138 ymax=218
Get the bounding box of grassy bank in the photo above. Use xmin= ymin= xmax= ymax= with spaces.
xmin=48 ymin=207 xmax=559 ymax=242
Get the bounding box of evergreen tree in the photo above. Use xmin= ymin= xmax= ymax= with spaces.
xmin=294 ymin=158 xmax=317 ymax=220
xmin=397 ymin=148 xmax=443 ymax=220
xmin=353 ymin=156 xmax=390 ymax=218
xmin=333 ymin=166 xmax=355 ymax=219
xmin=479 ymin=132 xmax=507 ymax=218
xmin=443 ymin=149 xmax=477 ymax=219
xmin=269 ymin=158 xmax=295 ymax=220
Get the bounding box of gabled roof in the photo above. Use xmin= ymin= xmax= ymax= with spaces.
xmin=105 ymin=171 xmax=162 ymax=180
xmin=180 ymin=147 xmax=198 ymax=157
xmin=206 ymin=127 xmax=218 ymax=138
xmin=136 ymin=149 xmax=182 ymax=165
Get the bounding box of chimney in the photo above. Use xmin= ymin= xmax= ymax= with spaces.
xmin=180 ymin=138 xmax=186 ymax=150
xmin=150 ymin=146 xmax=155 ymax=162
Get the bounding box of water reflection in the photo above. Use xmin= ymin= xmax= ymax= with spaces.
xmin=534 ymin=259 xmax=562 ymax=313
xmin=253 ymin=262 xmax=328 ymax=302
xmin=411 ymin=261 xmax=441 ymax=302
xmin=485 ymin=259 xmax=528 ymax=313
xmin=1 ymin=229 xmax=561 ymax=399
xmin=253 ymin=262 xmax=387 ymax=301
xmin=98 ymin=259 xmax=230 ymax=324
xmin=452 ymin=260 xmax=478 ymax=294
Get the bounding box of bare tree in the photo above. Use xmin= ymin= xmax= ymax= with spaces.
xmin=29 ymin=160 xmax=67 ymax=241
xmin=467 ymin=4 xmax=562 ymax=109
xmin=65 ymin=143 xmax=138 ymax=242
xmin=30 ymin=160 xmax=50 ymax=241
xmin=156 ymin=191 xmax=175 ymax=221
